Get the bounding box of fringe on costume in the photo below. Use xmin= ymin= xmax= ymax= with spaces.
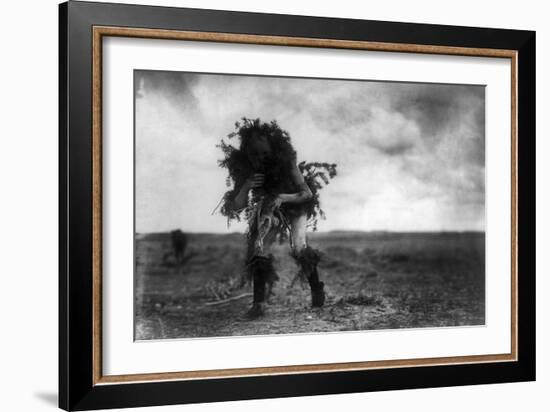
xmin=291 ymin=246 xmax=322 ymax=287
xmin=246 ymin=254 xmax=279 ymax=287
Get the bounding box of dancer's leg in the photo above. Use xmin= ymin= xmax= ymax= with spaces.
xmin=246 ymin=225 xmax=278 ymax=318
xmin=290 ymin=213 xmax=325 ymax=307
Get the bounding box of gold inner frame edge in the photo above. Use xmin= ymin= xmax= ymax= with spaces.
xmin=91 ymin=25 xmax=518 ymax=386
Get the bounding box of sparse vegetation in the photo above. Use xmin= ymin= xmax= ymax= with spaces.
xmin=135 ymin=231 xmax=485 ymax=339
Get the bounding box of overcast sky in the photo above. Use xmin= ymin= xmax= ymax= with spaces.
xmin=135 ymin=70 xmax=485 ymax=234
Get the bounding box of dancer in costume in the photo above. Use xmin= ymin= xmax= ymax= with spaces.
xmin=217 ymin=118 xmax=337 ymax=318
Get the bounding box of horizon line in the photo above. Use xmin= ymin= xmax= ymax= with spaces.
xmin=136 ymin=228 xmax=486 ymax=235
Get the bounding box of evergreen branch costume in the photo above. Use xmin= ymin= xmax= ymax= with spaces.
xmin=216 ymin=118 xmax=337 ymax=314
xmin=217 ymin=118 xmax=337 ymax=234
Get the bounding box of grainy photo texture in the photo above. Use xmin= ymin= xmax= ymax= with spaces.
xmin=134 ymin=70 xmax=485 ymax=340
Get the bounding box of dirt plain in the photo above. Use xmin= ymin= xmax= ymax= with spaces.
xmin=135 ymin=231 xmax=485 ymax=340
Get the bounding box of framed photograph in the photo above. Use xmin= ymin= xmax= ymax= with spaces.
xmin=59 ymin=1 xmax=535 ymax=410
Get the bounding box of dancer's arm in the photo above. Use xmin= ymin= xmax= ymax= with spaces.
xmin=228 ymin=173 xmax=264 ymax=210
xmin=276 ymin=164 xmax=313 ymax=206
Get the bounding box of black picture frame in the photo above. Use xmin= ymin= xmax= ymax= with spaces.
xmin=59 ymin=1 xmax=536 ymax=410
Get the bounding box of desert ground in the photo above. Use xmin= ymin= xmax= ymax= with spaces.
xmin=135 ymin=231 xmax=485 ymax=340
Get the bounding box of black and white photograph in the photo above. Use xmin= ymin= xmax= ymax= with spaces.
xmin=134 ymin=70 xmax=486 ymax=340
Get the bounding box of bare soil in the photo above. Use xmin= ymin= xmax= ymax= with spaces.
xmin=135 ymin=231 xmax=485 ymax=340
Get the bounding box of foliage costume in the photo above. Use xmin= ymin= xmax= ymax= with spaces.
xmin=217 ymin=118 xmax=337 ymax=314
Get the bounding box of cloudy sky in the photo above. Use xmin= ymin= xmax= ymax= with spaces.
xmin=135 ymin=70 xmax=485 ymax=234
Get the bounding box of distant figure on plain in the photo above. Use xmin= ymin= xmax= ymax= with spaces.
xmin=170 ymin=229 xmax=187 ymax=265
